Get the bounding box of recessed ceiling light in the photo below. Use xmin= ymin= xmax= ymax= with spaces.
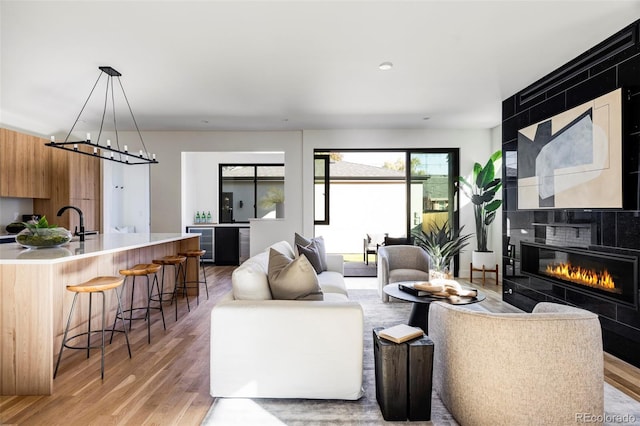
xmin=378 ymin=61 xmax=393 ymax=71
xmin=201 ymin=120 xmax=210 ymax=124
xmin=423 ymin=117 xmax=430 ymax=121
xmin=282 ymin=118 xmax=289 ymax=122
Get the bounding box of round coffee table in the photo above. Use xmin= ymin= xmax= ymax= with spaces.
xmin=383 ymin=282 xmax=486 ymax=332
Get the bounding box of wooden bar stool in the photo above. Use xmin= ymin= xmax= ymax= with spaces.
xmin=152 ymin=255 xmax=189 ymax=321
xmin=54 ymin=276 xmax=132 ymax=380
xmin=110 ymin=263 xmax=166 ymax=345
xmin=177 ymin=249 xmax=209 ymax=305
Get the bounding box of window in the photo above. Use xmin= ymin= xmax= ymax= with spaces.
xmin=219 ymin=163 xmax=284 ymax=223
xmin=314 ymin=154 xmax=330 ymax=224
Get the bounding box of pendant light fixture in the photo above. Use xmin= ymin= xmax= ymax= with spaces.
xmin=46 ymin=66 xmax=158 ymax=165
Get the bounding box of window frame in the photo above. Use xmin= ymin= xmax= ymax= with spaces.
xmin=218 ymin=163 xmax=285 ymax=223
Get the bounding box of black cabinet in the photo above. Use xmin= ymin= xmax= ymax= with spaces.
xmin=187 ymin=225 xmax=249 ymax=266
xmin=215 ymin=227 xmax=240 ymax=265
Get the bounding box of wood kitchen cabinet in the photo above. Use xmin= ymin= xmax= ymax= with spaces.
xmin=34 ymin=144 xmax=101 ymax=232
xmin=0 ymin=127 xmax=100 ymax=232
xmin=0 ymin=128 xmax=51 ymax=198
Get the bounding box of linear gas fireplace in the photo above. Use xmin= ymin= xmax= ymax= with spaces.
xmin=521 ymin=242 xmax=638 ymax=308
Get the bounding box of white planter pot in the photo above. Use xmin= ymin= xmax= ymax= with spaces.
xmin=472 ymin=251 xmax=496 ymax=268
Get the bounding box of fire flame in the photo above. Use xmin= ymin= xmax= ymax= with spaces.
xmin=544 ymin=262 xmax=618 ymax=292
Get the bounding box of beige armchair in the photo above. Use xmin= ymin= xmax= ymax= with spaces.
xmin=428 ymin=301 xmax=604 ymax=425
xmin=377 ymin=245 xmax=430 ymax=302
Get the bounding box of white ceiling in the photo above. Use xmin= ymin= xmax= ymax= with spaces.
xmin=1 ymin=0 xmax=640 ymax=135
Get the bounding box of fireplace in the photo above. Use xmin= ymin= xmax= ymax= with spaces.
xmin=521 ymin=242 xmax=638 ymax=308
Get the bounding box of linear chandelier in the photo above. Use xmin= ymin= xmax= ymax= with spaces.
xmin=46 ymin=66 xmax=158 ymax=165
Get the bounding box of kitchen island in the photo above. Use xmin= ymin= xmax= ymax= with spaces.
xmin=0 ymin=233 xmax=199 ymax=395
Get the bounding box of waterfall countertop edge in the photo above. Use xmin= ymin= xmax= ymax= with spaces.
xmin=0 ymin=233 xmax=197 ymax=264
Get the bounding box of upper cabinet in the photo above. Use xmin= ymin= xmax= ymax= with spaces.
xmin=1 ymin=127 xmax=101 ymax=231
xmin=34 ymin=145 xmax=101 ymax=232
xmin=68 ymin=145 xmax=100 ymax=200
xmin=0 ymin=128 xmax=51 ymax=198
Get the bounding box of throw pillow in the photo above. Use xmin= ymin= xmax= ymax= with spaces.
xmin=267 ymin=248 xmax=323 ymax=301
xmin=296 ymin=242 xmax=323 ymax=274
xmin=294 ymin=233 xmax=328 ymax=271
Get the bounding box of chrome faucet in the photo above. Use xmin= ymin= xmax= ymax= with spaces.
xmin=57 ymin=205 xmax=85 ymax=242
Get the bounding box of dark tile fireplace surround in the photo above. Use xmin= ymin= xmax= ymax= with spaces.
xmin=502 ymin=19 xmax=640 ymax=367
xmin=521 ymin=242 xmax=638 ymax=309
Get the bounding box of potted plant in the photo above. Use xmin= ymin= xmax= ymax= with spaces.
xmin=259 ymin=187 xmax=285 ymax=218
xmin=411 ymin=220 xmax=472 ymax=280
xmin=16 ymin=216 xmax=72 ymax=249
xmin=457 ymin=150 xmax=502 ymax=268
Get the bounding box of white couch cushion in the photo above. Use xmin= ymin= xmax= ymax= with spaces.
xmin=322 ymin=292 xmax=349 ymax=303
xmin=231 ymin=252 xmax=272 ymax=300
xmin=317 ymin=271 xmax=348 ymax=296
xmin=267 ymin=240 xmax=296 ymax=258
xmin=389 ymin=268 xmax=430 ymax=283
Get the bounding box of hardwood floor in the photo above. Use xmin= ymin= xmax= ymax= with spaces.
xmin=0 ymin=265 xmax=234 ymax=426
xmin=1 ymin=267 xmax=638 ymax=425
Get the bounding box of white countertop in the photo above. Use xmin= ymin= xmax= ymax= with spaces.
xmin=0 ymin=233 xmax=196 ymax=264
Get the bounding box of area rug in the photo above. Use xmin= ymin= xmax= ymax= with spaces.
xmin=203 ymin=288 xmax=640 ymax=425
xmin=343 ymin=261 xmax=377 ymax=278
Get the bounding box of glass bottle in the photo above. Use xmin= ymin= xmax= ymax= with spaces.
xmin=195 ymin=211 xmax=201 ymax=224
xmin=206 ymin=211 xmax=212 ymax=223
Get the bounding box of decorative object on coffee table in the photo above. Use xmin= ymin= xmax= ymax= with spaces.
xmin=383 ymin=282 xmax=485 ymax=332
xmin=411 ymin=220 xmax=471 ymax=280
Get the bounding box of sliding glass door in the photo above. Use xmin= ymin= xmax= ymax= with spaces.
xmin=314 ymin=149 xmax=459 ymax=273
xmin=408 ymin=151 xmax=457 ymax=233
xmin=408 ymin=150 xmax=459 ymax=274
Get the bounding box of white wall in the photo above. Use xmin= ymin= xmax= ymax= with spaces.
xmin=102 ymin=160 xmax=150 ymax=233
xmin=315 ymin=181 xmax=406 ymax=253
xmin=142 ymin=131 xmax=303 ymax=249
xmin=109 ymin=128 xmax=496 ymax=264
xmin=0 ymin=197 xmax=34 ymax=229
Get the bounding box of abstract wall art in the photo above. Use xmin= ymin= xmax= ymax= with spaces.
xmin=517 ymin=88 xmax=623 ymax=209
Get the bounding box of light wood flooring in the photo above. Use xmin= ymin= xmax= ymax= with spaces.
xmin=1 ymin=267 xmax=639 ymax=425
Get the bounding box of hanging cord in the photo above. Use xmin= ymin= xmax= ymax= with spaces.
xmin=64 ymin=70 xmax=104 ymax=143
xmin=117 ymin=76 xmax=150 ymax=159
xmin=110 ymin=76 xmax=123 ymax=160
xmin=96 ymin=74 xmax=109 ymax=145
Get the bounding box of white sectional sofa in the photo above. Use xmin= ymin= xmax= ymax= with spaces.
xmin=210 ymin=241 xmax=364 ymax=400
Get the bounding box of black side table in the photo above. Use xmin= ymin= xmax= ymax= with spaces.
xmin=373 ymin=327 xmax=434 ymax=421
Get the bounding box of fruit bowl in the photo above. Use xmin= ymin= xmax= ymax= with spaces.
xmin=16 ymin=227 xmax=72 ymax=249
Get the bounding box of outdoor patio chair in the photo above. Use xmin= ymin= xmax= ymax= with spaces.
xmin=363 ymin=233 xmax=386 ymax=265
